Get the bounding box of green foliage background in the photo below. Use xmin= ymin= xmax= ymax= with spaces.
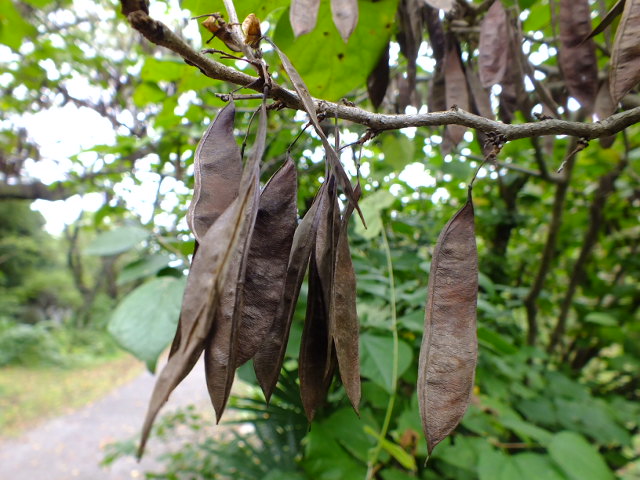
xmin=1 ymin=0 xmax=639 ymax=478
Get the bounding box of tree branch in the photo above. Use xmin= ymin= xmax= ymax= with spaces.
xmin=0 ymin=181 xmax=76 ymax=201
xmin=120 ymin=5 xmax=640 ymax=141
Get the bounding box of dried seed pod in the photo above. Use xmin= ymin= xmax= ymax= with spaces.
xmin=329 ymin=184 xmax=361 ymax=414
xmin=331 ymin=0 xmax=359 ymax=42
xmin=299 ymin=255 xmax=332 ymax=422
xmin=242 ymin=13 xmax=262 ymax=48
xmin=442 ymin=38 xmax=470 ymax=153
xmin=418 ymin=191 xmax=478 ymax=455
xmin=610 ymin=0 xmax=640 ymax=104
xmin=187 ymin=101 xmax=242 ymax=244
xmin=558 ymin=0 xmax=598 ymax=112
xmin=478 ymin=0 xmax=509 ymax=88
xmin=253 ymin=181 xmax=329 ymax=402
xmin=595 ymin=79 xmax=617 ymax=148
xmin=290 ymin=0 xmax=321 ymax=37
xmin=234 ymin=158 xmax=298 ymax=367
xmin=204 ymin=101 xmax=269 ymax=422
xmin=367 ymin=43 xmax=390 ymax=110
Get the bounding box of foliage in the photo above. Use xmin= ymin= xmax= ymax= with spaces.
xmin=1 ymin=0 xmax=640 ymax=479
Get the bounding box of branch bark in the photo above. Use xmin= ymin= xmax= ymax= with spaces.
xmin=119 ymin=4 xmax=640 ymax=141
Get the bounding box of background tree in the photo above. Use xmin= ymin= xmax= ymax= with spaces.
xmin=2 ymin=0 xmax=640 ymax=478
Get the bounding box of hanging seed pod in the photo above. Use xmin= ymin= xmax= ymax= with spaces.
xmin=186 ymin=101 xmax=242 ymax=244
xmin=331 ymin=0 xmax=359 ymax=42
xmin=234 ymin=158 xmax=298 ymax=367
xmin=299 ymin=254 xmax=332 ymax=422
xmin=558 ymin=0 xmax=598 ymax=112
xmin=290 ymin=0 xmax=321 ymax=37
xmin=203 ymin=101 xmax=269 ymax=422
xmin=253 ymin=181 xmax=329 ymax=402
xmin=418 ymin=190 xmax=478 ymax=455
xmin=442 ymin=38 xmax=470 ymax=154
xmin=329 ymin=184 xmax=361 ymax=414
xmin=610 ymin=0 xmax=640 ymax=104
xmin=478 ymin=0 xmax=509 ymax=88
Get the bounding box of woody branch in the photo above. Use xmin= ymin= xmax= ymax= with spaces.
xmin=120 ymin=1 xmax=640 ymax=141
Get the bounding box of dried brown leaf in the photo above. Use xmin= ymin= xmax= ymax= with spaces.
xmin=253 ymin=182 xmax=328 ymax=402
xmin=187 ymin=101 xmax=242 ymax=243
xmin=367 ymin=43 xmax=390 ymax=110
xmin=235 ymin=158 xmax=298 ymax=367
xmin=290 ymin=0 xmax=320 ymax=37
xmin=418 ymin=192 xmax=478 ymax=455
xmin=331 ymin=0 xmax=359 ymax=42
xmin=559 ymin=0 xmax=598 ymax=112
xmin=478 ymin=0 xmax=509 ymax=88
xmin=610 ymin=0 xmax=640 ymax=104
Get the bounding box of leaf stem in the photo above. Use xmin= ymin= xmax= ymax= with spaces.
xmin=366 ymin=221 xmax=399 ymax=479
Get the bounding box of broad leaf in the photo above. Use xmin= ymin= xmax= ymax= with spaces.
xmin=548 ymin=431 xmax=614 ymax=480
xmin=108 ymin=276 xmax=187 ymax=372
xmin=85 ymin=225 xmax=149 ymax=256
xmin=360 ymin=332 xmax=413 ymax=393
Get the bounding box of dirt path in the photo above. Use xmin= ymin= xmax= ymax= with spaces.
xmin=0 ymin=357 xmax=215 ymax=480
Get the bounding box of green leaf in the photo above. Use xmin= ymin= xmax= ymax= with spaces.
xmin=108 ymin=276 xmax=186 ymax=372
xmin=381 ymin=134 xmax=415 ymax=171
xmin=355 ymin=190 xmax=396 ymax=239
xmin=116 ymin=254 xmax=174 ymax=285
xmin=512 ymin=453 xmax=567 ymax=480
xmin=272 ymin=0 xmax=398 ymax=101
xmin=133 ymin=82 xmax=166 ymax=108
xmin=0 ymin=0 xmax=37 ymax=50
xmin=360 ymin=332 xmax=412 ymax=393
xmin=498 ymin=417 xmax=553 ymax=445
xmin=85 ymin=226 xmax=149 ymax=256
xmin=548 ymin=431 xmax=614 ymax=480
xmin=584 ymin=312 xmax=618 ymax=326
xmin=478 ymin=327 xmax=518 ymax=355
xmin=364 ymin=425 xmax=417 ymax=471
xmin=140 ymin=57 xmax=188 ymax=82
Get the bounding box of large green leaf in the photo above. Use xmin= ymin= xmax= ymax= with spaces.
xmin=84 ymin=226 xmax=149 ymax=256
xmin=116 ymin=254 xmax=174 ymax=285
xmin=548 ymin=431 xmax=614 ymax=480
xmin=360 ymin=332 xmax=412 ymax=393
xmin=272 ymin=0 xmax=398 ymax=100
xmin=108 ymin=276 xmax=187 ymax=372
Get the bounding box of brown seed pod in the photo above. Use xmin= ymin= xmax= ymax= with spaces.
xmin=418 ymin=191 xmax=478 ymax=455
xmin=610 ymin=0 xmax=640 ymax=104
xmin=234 ymin=158 xmax=298 ymax=367
xmin=253 ymin=181 xmax=329 ymax=402
xmin=558 ymin=0 xmax=598 ymax=112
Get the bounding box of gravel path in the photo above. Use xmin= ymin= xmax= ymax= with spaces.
xmin=0 ymin=357 xmax=216 ymax=480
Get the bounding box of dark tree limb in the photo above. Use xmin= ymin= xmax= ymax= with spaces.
xmin=0 ymin=181 xmax=76 ymax=201
xmin=548 ymin=158 xmax=628 ymax=353
xmin=119 ymin=3 xmax=640 ymax=141
xmin=523 ymin=138 xmax=578 ymax=345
